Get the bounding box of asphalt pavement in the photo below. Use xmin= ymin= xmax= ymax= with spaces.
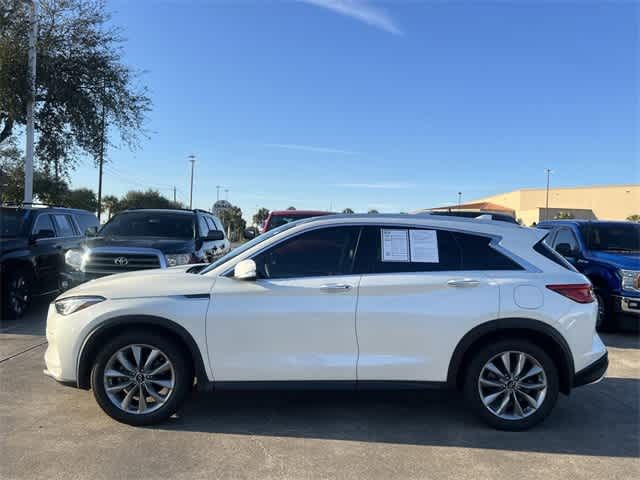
xmin=0 ymin=297 xmax=638 ymax=480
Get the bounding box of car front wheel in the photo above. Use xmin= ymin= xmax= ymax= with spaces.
xmin=2 ymin=266 xmax=32 ymax=320
xmin=464 ymin=339 xmax=559 ymax=431
xmin=90 ymin=331 xmax=192 ymax=426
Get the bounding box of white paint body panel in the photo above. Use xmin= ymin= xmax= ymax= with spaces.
xmin=356 ymin=272 xmax=498 ymax=381
xmin=207 ymin=275 xmax=359 ymax=380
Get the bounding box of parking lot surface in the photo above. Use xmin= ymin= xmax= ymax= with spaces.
xmin=1 ymin=298 xmax=639 ymax=480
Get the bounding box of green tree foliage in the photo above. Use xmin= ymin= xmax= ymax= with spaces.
xmin=368 ymin=209 xmax=379 ymax=214
xmin=101 ymin=194 xmax=119 ymax=219
xmin=218 ymin=204 xmax=246 ymax=239
xmin=342 ymin=208 xmax=354 ymax=214
xmin=554 ymin=211 xmax=574 ymax=219
xmin=0 ymin=0 xmax=151 ymax=176
xmin=115 ymin=189 xmax=182 ymax=212
xmin=286 ymin=206 xmax=296 ymax=210
xmin=65 ymin=187 xmax=97 ymax=212
xmin=252 ymin=207 xmax=270 ymax=227
xmin=627 ymin=214 xmax=640 ymax=223
xmin=0 ymin=151 xmax=68 ymax=204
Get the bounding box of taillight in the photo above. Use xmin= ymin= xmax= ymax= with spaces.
xmin=546 ymin=284 xmax=595 ymax=304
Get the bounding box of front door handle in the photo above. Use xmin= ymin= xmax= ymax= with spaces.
xmin=447 ymin=279 xmax=481 ymax=288
xmin=320 ymin=283 xmax=352 ymax=292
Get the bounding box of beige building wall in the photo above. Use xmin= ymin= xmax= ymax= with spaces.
xmin=473 ymin=185 xmax=639 ymax=223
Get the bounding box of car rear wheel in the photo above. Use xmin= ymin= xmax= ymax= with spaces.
xmin=91 ymin=331 xmax=192 ymax=426
xmin=464 ymin=339 xmax=559 ymax=431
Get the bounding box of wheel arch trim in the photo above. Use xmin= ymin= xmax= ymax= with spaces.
xmin=76 ymin=314 xmax=212 ymax=391
xmin=446 ymin=317 xmax=575 ymax=394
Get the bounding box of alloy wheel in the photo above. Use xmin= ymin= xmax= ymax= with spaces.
xmin=477 ymin=350 xmax=548 ymax=420
xmin=9 ymin=274 xmax=29 ymax=317
xmin=103 ymin=344 xmax=176 ymax=415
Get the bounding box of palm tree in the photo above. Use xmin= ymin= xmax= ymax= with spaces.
xmin=101 ymin=195 xmax=120 ymax=220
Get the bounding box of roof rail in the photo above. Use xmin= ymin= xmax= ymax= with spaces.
xmin=1 ymin=201 xmax=67 ymax=208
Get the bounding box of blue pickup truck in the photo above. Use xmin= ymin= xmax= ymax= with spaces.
xmin=537 ymin=220 xmax=640 ymax=331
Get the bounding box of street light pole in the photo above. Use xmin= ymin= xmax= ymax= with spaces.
xmin=545 ymin=168 xmax=552 ymax=221
xmin=216 ymin=185 xmax=221 ymax=201
xmin=457 ymin=191 xmax=462 ymax=206
xmin=188 ymin=155 xmax=196 ymax=209
xmin=23 ymin=0 xmax=37 ymax=203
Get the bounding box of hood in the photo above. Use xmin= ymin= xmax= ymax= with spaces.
xmin=587 ymin=250 xmax=640 ymax=270
xmin=58 ymin=265 xmax=215 ymax=300
xmin=0 ymin=237 xmax=29 ymax=256
xmin=84 ymin=236 xmax=195 ymax=253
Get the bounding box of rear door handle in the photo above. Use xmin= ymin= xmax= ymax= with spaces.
xmin=447 ymin=279 xmax=481 ymax=288
xmin=320 ymin=283 xmax=352 ymax=292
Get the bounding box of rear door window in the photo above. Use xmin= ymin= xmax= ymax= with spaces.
xmin=354 ymin=226 xmax=522 ymax=273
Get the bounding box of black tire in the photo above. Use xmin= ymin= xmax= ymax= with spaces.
xmin=90 ymin=330 xmax=193 ymax=426
xmin=1 ymin=266 xmax=33 ymax=320
xmin=463 ymin=339 xmax=559 ymax=431
xmin=594 ymin=291 xmax=615 ymax=332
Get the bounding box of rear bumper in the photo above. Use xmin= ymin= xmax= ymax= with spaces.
xmin=573 ymin=352 xmax=608 ymax=388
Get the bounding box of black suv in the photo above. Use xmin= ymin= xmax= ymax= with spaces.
xmin=62 ymin=208 xmax=230 ymax=288
xmin=1 ymin=204 xmax=99 ymax=318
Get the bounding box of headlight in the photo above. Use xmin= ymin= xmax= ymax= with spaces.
xmin=65 ymin=249 xmax=86 ymax=270
xmin=620 ymin=269 xmax=640 ymax=292
xmin=55 ymin=296 xmax=105 ymax=316
xmin=165 ymin=253 xmax=192 ymax=267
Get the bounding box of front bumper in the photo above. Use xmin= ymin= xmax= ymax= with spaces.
xmin=614 ymin=295 xmax=640 ymax=317
xmin=573 ymin=352 xmax=608 ymax=388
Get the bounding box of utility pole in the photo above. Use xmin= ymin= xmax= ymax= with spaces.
xmin=545 ymin=168 xmax=552 ymax=221
xmin=173 ymin=186 xmax=177 ymax=203
xmin=216 ymin=185 xmax=221 ymax=201
xmin=23 ymin=1 xmax=37 ymax=204
xmin=457 ymin=191 xmax=462 ymax=206
xmin=96 ymin=81 xmax=106 ymax=221
xmin=188 ymin=155 xmax=196 ymax=209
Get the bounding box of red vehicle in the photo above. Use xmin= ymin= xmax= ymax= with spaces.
xmin=262 ymin=210 xmax=332 ymax=232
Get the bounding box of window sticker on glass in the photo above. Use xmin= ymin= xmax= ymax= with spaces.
xmin=409 ymin=229 xmax=439 ymax=263
xmin=381 ymin=229 xmax=410 ymax=262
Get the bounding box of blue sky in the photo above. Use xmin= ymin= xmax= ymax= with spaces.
xmin=70 ymin=0 xmax=638 ymax=220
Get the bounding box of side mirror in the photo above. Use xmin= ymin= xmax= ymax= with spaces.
xmin=31 ymin=229 xmax=55 ymax=241
xmin=243 ymin=227 xmax=257 ymax=240
xmin=85 ymin=226 xmax=98 ymax=237
xmin=204 ymin=229 xmax=224 ymax=241
xmin=233 ymin=259 xmax=257 ymax=280
xmin=555 ymin=243 xmax=576 ymax=258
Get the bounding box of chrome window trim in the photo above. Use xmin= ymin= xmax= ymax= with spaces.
xmin=217 ymin=221 xmax=540 ymax=278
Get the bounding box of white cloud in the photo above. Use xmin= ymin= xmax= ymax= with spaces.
xmin=333 ymin=182 xmax=414 ymax=189
xmin=299 ymin=0 xmax=402 ymax=35
xmin=264 ymin=143 xmax=359 ymax=155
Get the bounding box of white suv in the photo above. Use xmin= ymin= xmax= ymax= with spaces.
xmin=44 ymin=214 xmax=608 ymax=430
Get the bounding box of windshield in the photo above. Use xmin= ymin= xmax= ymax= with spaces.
xmin=0 ymin=209 xmax=30 ymax=238
xmin=580 ymin=223 xmax=640 ymax=252
xmin=99 ymin=211 xmax=196 ymax=239
xmin=201 ymin=220 xmax=304 ymax=274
